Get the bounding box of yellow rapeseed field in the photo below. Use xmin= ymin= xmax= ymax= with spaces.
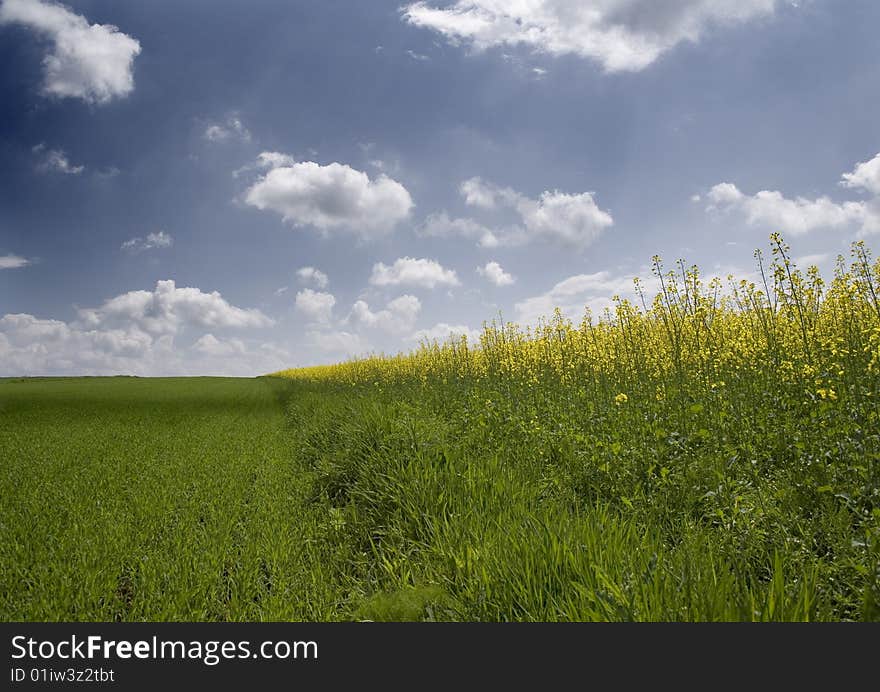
xmin=276 ymin=236 xmax=880 ymax=406
xmin=270 ymin=235 xmax=880 ymax=620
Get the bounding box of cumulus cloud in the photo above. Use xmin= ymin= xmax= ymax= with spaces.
xmin=477 ymin=260 xmax=515 ymax=286
xmin=402 ymin=0 xmax=780 ymax=73
xmin=419 ymin=212 xmax=501 ymax=248
xmin=408 ymin=322 xmax=481 ymax=345
xmin=305 ymin=329 xmax=369 ymax=357
xmin=515 ymin=270 xmax=648 ymax=325
xmin=460 ymin=176 xmax=517 ymax=209
xmin=466 ymin=177 xmax=614 ymax=248
xmin=204 ymin=116 xmax=251 ymax=143
xmin=348 ymin=294 xmax=421 ymax=334
xmin=120 ymin=230 xmax=173 ymax=254
xmin=0 ymin=254 xmax=31 ymax=269
xmin=232 ymin=151 xmax=297 ymax=179
xmin=706 ymin=151 xmax=880 ymax=236
xmin=706 ymin=182 xmax=875 ymax=236
xmin=32 ymin=143 xmax=83 ymax=174
xmin=192 ymin=333 xmax=246 ymax=357
xmin=76 ymin=279 xmax=273 ymax=336
xmin=296 ymin=266 xmax=329 ymax=289
xmin=369 ymin=257 xmax=460 ymax=289
xmin=0 ymin=312 xmax=70 ymax=345
xmin=519 ymin=189 xmax=613 ymax=247
xmin=254 ymin=151 xmax=296 ymax=169
xmin=841 ymin=152 xmax=880 ymax=196
xmin=294 ymin=288 xmax=336 ymax=324
xmin=243 ymin=155 xmax=413 ymax=238
xmin=427 ymin=178 xmax=613 ymax=250
xmin=0 ymin=0 xmax=141 ymax=103
xmin=0 ymin=282 xmax=282 ymax=377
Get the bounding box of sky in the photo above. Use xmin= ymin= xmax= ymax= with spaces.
xmin=1 ymin=0 xmax=879 ymax=376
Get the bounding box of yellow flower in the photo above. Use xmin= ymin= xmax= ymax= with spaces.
xmin=816 ymin=388 xmax=837 ymax=401
xmin=614 ymin=393 xmax=628 ymax=405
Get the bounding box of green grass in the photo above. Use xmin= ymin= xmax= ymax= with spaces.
xmin=269 ymin=240 xmax=880 ymax=621
xmin=278 ymin=375 xmax=880 ymax=622
xmin=0 ymin=377 xmax=345 ymax=621
xmin=2 ymin=373 xmax=878 ymax=621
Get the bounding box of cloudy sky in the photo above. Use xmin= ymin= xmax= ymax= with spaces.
xmin=1 ymin=0 xmax=879 ymax=376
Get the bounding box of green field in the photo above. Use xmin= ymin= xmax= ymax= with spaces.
xmin=4 ymin=267 xmax=877 ymax=623
xmin=0 ymin=377 xmax=345 ymax=621
xmin=263 ymin=242 xmax=880 ymax=622
xmin=2 ymin=362 xmax=878 ymax=621
xmin=276 ymin=376 xmax=879 ymax=622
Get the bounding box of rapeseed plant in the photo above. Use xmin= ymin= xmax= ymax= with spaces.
xmin=271 ymin=236 xmax=880 ymax=621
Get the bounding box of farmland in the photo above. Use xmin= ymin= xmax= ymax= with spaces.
xmin=0 ymin=377 xmax=344 ymax=620
xmin=2 ymin=237 xmax=880 ymax=621
xmin=275 ymin=238 xmax=880 ymax=621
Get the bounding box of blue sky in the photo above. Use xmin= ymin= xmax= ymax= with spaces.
xmin=1 ymin=0 xmax=879 ymax=375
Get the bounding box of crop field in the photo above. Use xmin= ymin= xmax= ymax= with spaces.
xmin=276 ymin=238 xmax=880 ymax=621
xmin=0 ymin=377 xmax=345 ymax=620
xmin=2 ymin=238 xmax=879 ymax=621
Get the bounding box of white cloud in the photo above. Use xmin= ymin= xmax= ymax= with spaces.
xmin=707 ymin=152 xmax=880 ymax=237
xmin=369 ymin=257 xmax=460 ymax=289
xmin=243 ymin=156 xmax=413 ymax=238
xmin=460 ymin=176 xmax=517 ymax=209
xmin=204 ymin=126 xmax=227 ymax=142
xmin=408 ymin=322 xmax=481 ymax=345
xmin=255 ymin=151 xmax=296 ymax=169
xmin=348 ymin=294 xmax=421 ymax=334
xmin=305 ymin=329 xmax=369 ymax=357
xmin=0 ymin=282 xmax=283 ymax=377
xmin=232 ymin=151 xmax=297 ymax=179
xmin=0 ymin=312 xmax=70 ymax=345
xmin=0 ymin=317 xmax=288 ymax=376
xmin=294 ymin=288 xmax=336 ymax=324
xmin=0 ymin=254 xmax=31 ymax=269
xmin=253 ymin=151 xmax=296 ymax=170
xmin=841 ymin=152 xmax=880 ymax=196
xmin=515 ymin=270 xmax=646 ymax=325
xmin=296 ymin=266 xmax=329 ymax=289
xmin=192 ymin=333 xmax=246 ymax=357
xmin=402 ymin=0 xmax=779 ymax=73
xmin=477 ymin=260 xmax=514 ymax=286
xmin=187 ymin=338 xmax=291 ymax=377
xmin=32 ymin=143 xmax=83 ymax=174
xmin=431 ymin=177 xmax=613 ymax=249
xmin=0 ymin=0 xmax=141 ymax=103
xmin=419 ymin=212 xmax=501 ymax=248
xmin=76 ymin=279 xmax=273 ymax=336
xmin=406 ymin=49 xmax=430 ymax=61
xmin=706 ymin=182 xmax=872 ymax=236
xmin=120 ymin=230 xmax=173 ymax=254
xmin=519 ymin=189 xmax=613 ymax=247
xmin=204 ymin=116 xmax=251 ymax=143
